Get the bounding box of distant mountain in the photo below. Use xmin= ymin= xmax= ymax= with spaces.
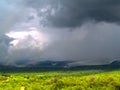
xmin=15 ymin=59 xmax=30 ymax=66
xmin=26 ymin=60 xmax=70 ymax=68
xmin=7 ymin=58 xmax=72 ymax=68
xmin=0 ymin=59 xmax=120 ymax=70
xmin=110 ymin=60 xmax=120 ymax=65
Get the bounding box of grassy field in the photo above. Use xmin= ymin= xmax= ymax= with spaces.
xmin=0 ymin=70 xmax=120 ymax=90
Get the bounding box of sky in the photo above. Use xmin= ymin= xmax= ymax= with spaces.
xmin=1 ymin=0 xmax=120 ymax=66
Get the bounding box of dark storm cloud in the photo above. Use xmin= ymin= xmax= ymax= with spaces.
xmin=24 ymin=0 xmax=120 ymax=27
xmin=0 ymin=35 xmax=13 ymax=63
xmin=0 ymin=0 xmax=27 ymax=35
xmin=40 ymin=22 xmax=120 ymax=65
xmin=1 ymin=0 xmax=120 ymax=66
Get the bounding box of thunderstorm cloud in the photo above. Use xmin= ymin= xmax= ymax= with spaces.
xmin=0 ymin=0 xmax=120 ymax=65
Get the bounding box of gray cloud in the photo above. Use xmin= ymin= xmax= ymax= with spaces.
xmin=2 ymin=0 xmax=120 ymax=30
xmin=0 ymin=0 xmax=29 ymax=35
xmin=23 ymin=0 xmax=120 ymax=27
xmin=1 ymin=0 xmax=120 ymax=66
xmin=40 ymin=22 xmax=120 ymax=64
xmin=0 ymin=35 xmax=13 ymax=64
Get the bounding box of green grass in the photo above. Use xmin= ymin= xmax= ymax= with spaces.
xmin=0 ymin=70 xmax=120 ymax=90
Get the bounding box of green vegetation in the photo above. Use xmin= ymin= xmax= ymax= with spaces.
xmin=0 ymin=70 xmax=120 ymax=90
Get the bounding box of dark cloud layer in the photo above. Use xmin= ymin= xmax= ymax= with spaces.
xmin=24 ymin=0 xmax=120 ymax=27
xmin=1 ymin=0 xmax=120 ymax=66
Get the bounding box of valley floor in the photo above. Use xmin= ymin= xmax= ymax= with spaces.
xmin=0 ymin=70 xmax=120 ymax=90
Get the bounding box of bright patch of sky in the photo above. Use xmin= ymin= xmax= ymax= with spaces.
xmin=6 ymin=27 xmax=49 ymax=50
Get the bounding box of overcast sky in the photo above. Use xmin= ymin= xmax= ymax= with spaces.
xmin=0 ymin=0 xmax=120 ymax=66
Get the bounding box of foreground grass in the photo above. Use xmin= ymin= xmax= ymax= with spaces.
xmin=0 ymin=70 xmax=120 ymax=90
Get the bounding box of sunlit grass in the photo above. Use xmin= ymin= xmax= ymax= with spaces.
xmin=0 ymin=70 xmax=120 ymax=90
